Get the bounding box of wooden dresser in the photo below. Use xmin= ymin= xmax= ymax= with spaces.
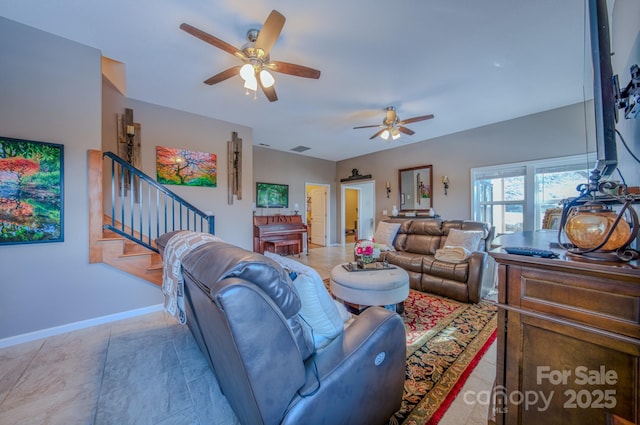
xmin=489 ymin=231 xmax=640 ymax=425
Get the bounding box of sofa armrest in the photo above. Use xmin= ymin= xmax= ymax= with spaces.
xmin=282 ymin=307 xmax=406 ymax=425
xmin=466 ymin=251 xmax=491 ymax=303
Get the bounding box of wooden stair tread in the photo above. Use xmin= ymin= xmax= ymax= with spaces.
xmin=98 ymin=236 xmax=125 ymax=242
xmin=93 ymin=227 xmax=164 ymax=286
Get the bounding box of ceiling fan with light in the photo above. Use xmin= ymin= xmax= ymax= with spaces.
xmin=180 ymin=10 xmax=321 ymax=102
xmin=353 ymin=106 xmax=434 ymax=140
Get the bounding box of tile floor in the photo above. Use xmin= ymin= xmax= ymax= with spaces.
xmin=0 ymin=244 xmax=496 ymax=425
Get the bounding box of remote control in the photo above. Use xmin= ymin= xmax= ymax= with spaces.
xmin=503 ymin=246 xmax=558 ymax=258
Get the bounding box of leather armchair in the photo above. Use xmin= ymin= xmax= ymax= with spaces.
xmin=157 ymin=237 xmax=406 ymax=425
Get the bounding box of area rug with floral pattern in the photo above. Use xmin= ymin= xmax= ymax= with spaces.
xmin=322 ymin=279 xmax=497 ymax=424
xmin=388 ymin=289 xmax=497 ymax=424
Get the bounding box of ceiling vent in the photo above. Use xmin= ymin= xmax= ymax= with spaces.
xmin=291 ymin=145 xmax=311 ymax=152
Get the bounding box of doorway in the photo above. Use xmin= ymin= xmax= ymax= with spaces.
xmin=305 ymin=183 xmax=329 ymax=248
xmin=341 ymin=181 xmax=375 ymax=245
xmin=344 ymin=188 xmax=359 ymax=243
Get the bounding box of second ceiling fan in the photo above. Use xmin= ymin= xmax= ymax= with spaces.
xmin=354 ymin=106 xmax=434 ymax=140
xmin=180 ymin=10 xmax=321 ymax=102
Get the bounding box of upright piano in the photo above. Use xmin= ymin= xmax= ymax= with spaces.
xmin=253 ymin=215 xmax=307 ymax=255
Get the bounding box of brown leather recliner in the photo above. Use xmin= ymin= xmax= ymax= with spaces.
xmin=156 ymin=236 xmax=406 ymax=425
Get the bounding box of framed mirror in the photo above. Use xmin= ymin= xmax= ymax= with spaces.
xmin=398 ymin=165 xmax=433 ymax=211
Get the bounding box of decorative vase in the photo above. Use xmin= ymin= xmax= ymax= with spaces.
xmin=564 ymin=203 xmax=631 ymax=251
xmin=391 ymin=205 xmax=398 ymax=216
xmin=354 ymin=239 xmax=380 ymax=268
xmin=361 ymin=254 xmax=375 ymax=264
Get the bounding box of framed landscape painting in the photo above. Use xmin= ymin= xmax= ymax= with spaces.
xmin=0 ymin=137 xmax=64 ymax=245
xmin=256 ymin=182 xmax=289 ymax=208
xmin=156 ymin=146 xmax=217 ymax=187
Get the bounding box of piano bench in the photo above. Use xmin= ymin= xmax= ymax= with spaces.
xmin=264 ymin=239 xmax=301 ymax=258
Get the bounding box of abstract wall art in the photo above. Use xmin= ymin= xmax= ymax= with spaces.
xmin=156 ymin=146 xmax=217 ymax=187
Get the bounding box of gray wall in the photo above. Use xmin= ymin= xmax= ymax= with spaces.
xmin=253 ymin=147 xmax=337 ymax=243
xmin=0 ymin=17 xmax=255 ymax=341
xmin=102 ymin=84 xmax=254 ymax=248
xmin=333 ymin=0 xmax=639 ymax=235
xmin=337 ymin=102 xmax=598 ymax=232
xmin=0 ymin=17 xmax=161 ymax=339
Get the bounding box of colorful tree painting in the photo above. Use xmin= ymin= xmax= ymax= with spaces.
xmin=156 ymin=146 xmax=217 ymax=187
xmin=0 ymin=137 xmax=64 ymax=244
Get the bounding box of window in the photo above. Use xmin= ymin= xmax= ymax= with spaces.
xmin=472 ymin=154 xmax=595 ymax=235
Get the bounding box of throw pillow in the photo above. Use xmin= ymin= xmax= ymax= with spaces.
xmin=373 ymin=221 xmax=401 ymax=249
xmin=263 ymin=251 xmax=347 ymax=348
xmin=443 ymin=228 xmax=484 ymax=251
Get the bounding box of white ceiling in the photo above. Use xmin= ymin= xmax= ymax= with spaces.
xmin=1 ymin=0 xmax=593 ymax=161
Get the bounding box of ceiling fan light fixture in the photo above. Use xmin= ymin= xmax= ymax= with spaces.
xmin=239 ymin=63 xmax=255 ymax=81
xmin=243 ymin=75 xmax=258 ymax=92
xmin=380 ymin=129 xmax=390 ymax=140
xmin=260 ymin=69 xmax=275 ymax=88
xmin=391 ymin=128 xmax=400 ymax=140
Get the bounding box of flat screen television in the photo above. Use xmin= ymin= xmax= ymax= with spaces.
xmin=588 ymin=0 xmax=618 ymax=179
xmin=256 ymin=182 xmax=289 ymax=208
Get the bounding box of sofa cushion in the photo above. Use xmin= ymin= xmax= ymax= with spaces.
xmin=181 ymin=242 xmax=301 ymax=317
xmin=407 ymin=219 xmax=444 ymax=236
xmin=373 ymin=221 xmax=401 ymax=250
xmin=443 ymin=228 xmax=484 ymax=251
xmin=383 ymin=251 xmax=424 ymax=273
xmin=423 ymin=256 xmax=470 ymax=282
xmin=404 ymin=234 xmax=441 ymax=255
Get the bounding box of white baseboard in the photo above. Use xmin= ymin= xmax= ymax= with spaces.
xmin=0 ymin=304 xmax=164 ymax=349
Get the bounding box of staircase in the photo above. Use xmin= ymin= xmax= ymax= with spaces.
xmin=97 ymin=222 xmax=164 ymax=285
xmin=88 ymin=150 xmax=215 ymax=286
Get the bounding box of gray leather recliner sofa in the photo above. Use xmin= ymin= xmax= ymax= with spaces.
xmin=156 ymin=235 xmax=406 ymax=425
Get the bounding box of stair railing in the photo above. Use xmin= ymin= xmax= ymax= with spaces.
xmin=101 ymin=151 xmax=215 ymax=252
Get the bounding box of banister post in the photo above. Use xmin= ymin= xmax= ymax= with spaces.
xmin=88 ymin=150 xmax=105 ymax=263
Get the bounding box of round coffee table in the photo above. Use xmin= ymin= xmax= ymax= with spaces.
xmin=330 ymin=264 xmax=410 ymax=314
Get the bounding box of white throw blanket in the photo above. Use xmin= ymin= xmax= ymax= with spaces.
xmin=434 ymin=246 xmax=472 ymax=264
xmin=162 ymin=231 xmax=223 ymax=324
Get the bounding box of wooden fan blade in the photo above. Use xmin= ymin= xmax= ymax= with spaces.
xmin=398 ymin=126 xmax=415 ymax=136
xmin=353 ymin=124 xmax=385 ymax=130
xmin=398 ymin=114 xmax=434 ymax=125
xmin=259 ymin=79 xmax=278 ymax=102
xmin=204 ymin=66 xmax=241 ymax=85
xmin=180 ymin=23 xmax=245 ymax=59
xmin=255 ymin=10 xmax=285 ymax=55
xmin=268 ymin=61 xmax=321 ymax=79
xmin=369 ymin=129 xmax=387 ymax=140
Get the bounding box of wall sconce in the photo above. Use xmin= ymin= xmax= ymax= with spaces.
xmin=442 ymin=176 xmax=450 ymax=195
xmin=125 ymin=124 xmax=135 ymax=165
xmin=386 ymin=181 xmax=391 ymax=198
